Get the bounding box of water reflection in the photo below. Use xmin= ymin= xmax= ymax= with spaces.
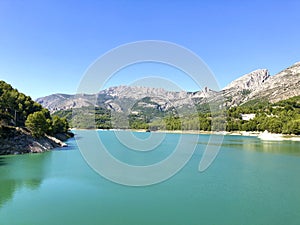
xmin=1 ymin=134 xmax=300 ymax=225
xmin=198 ymin=136 xmax=300 ymax=156
xmin=0 ymin=153 xmax=51 ymax=207
xmin=0 ymin=157 xmax=7 ymax=166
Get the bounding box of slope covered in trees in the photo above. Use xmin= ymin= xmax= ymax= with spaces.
xmin=0 ymin=80 xmax=69 ymax=138
xmin=52 ymin=93 xmax=300 ymax=135
xmin=227 ymin=96 xmax=300 ymax=134
xmin=0 ymin=80 xmax=72 ymax=154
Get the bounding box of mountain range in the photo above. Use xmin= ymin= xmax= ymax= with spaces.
xmin=36 ymin=62 xmax=300 ymax=114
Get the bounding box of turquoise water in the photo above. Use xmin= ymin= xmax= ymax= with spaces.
xmin=1 ymin=131 xmax=300 ymax=225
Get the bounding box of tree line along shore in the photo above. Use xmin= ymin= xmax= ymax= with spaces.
xmin=56 ymin=96 xmax=300 ymax=135
xmin=1 ymin=79 xmax=299 ymax=155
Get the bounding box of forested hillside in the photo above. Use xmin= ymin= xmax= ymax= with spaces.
xmin=0 ymin=80 xmax=72 ymax=154
xmin=0 ymin=80 xmax=69 ymax=137
xmin=52 ymin=93 xmax=300 ymax=134
xmin=226 ymin=96 xmax=300 ymax=134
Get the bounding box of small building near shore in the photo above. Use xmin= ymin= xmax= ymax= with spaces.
xmin=241 ymin=113 xmax=256 ymax=121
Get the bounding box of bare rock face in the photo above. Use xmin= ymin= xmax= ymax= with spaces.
xmin=36 ymin=62 xmax=300 ymax=112
xmin=36 ymin=94 xmax=94 ymax=112
xmin=223 ymin=69 xmax=270 ymax=91
xmin=248 ymin=62 xmax=300 ymax=103
xmin=191 ymin=87 xmax=219 ymax=99
xmin=0 ymin=127 xmax=67 ymax=155
xmin=216 ymin=64 xmax=300 ymax=106
xmin=37 ymin=86 xmax=201 ymax=113
xmin=204 ymin=69 xmax=271 ymax=107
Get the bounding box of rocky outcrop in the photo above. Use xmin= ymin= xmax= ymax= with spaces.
xmin=0 ymin=127 xmax=68 ymax=155
xmin=202 ymin=64 xmax=300 ymax=107
xmin=223 ymin=69 xmax=270 ymax=91
xmin=36 ymin=93 xmax=95 ymax=112
xmin=37 ymin=86 xmax=200 ymax=113
xmin=36 ymin=62 xmax=300 ymax=112
xmin=248 ymin=62 xmax=300 ymax=103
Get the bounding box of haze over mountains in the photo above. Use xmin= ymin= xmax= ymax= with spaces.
xmin=37 ymin=62 xmax=300 ymax=113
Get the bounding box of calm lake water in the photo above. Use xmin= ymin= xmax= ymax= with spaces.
xmin=1 ymin=131 xmax=300 ymax=225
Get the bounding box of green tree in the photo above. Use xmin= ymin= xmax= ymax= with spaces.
xmin=226 ymin=120 xmax=240 ymax=131
xmin=211 ymin=117 xmax=226 ymax=131
xmin=0 ymin=80 xmax=43 ymax=126
xmin=52 ymin=116 xmax=68 ymax=134
xmin=164 ymin=116 xmax=182 ymax=130
xmin=265 ymin=117 xmax=283 ymax=133
xmin=242 ymin=119 xmax=257 ymax=131
xmin=283 ymin=119 xmax=300 ymax=135
xmin=25 ymin=111 xmax=49 ymax=137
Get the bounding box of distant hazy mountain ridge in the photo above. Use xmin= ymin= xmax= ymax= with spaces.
xmin=36 ymin=62 xmax=300 ymax=112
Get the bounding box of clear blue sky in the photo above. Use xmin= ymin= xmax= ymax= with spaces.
xmin=0 ymin=0 xmax=300 ymax=99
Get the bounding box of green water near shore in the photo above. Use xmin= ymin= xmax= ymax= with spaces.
xmin=0 ymin=131 xmax=300 ymax=225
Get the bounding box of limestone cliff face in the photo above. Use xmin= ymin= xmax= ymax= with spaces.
xmin=36 ymin=62 xmax=300 ymax=112
xmin=219 ymin=69 xmax=270 ymax=107
xmin=37 ymin=86 xmax=198 ymax=113
xmin=248 ymin=62 xmax=300 ymax=103
xmin=223 ymin=69 xmax=270 ymax=91
xmin=36 ymin=94 xmax=94 ymax=112
xmin=202 ymin=63 xmax=300 ymax=106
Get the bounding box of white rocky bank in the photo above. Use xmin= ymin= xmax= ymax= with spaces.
xmin=0 ymin=127 xmax=68 ymax=155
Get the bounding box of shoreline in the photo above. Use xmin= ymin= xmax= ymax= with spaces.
xmin=0 ymin=127 xmax=72 ymax=155
xmin=71 ymin=128 xmax=300 ymax=141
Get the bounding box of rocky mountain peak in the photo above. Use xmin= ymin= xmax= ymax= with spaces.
xmin=293 ymin=61 xmax=300 ymax=66
xmin=36 ymin=62 xmax=299 ymax=113
xmin=286 ymin=61 xmax=300 ymax=74
xmin=248 ymin=62 xmax=300 ymax=103
xmin=223 ymin=69 xmax=270 ymax=91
